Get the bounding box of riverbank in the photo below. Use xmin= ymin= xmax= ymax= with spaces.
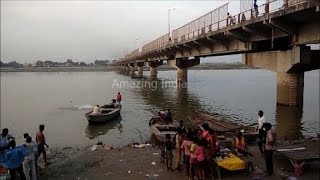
xmin=0 ymin=66 xmax=118 ymax=72
xmin=38 ymin=138 xmax=319 ymax=180
xmin=0 ymin=62 xmax=256 ymax=72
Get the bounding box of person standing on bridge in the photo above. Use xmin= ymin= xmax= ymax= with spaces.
xmin=254 ymin=0 xmax=259 ymax=17
xmin=265 ymin=0 xmax=270 ymax=15
xmin=256 ymin=110 xmax=266 ymax=156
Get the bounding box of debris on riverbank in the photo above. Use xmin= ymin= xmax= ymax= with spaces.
xmin=39 ymin=139 xmax=319 ymax=180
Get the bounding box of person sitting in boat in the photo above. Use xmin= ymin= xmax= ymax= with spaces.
xmin=233 ymin=131 xmax=252 ymax=157
xmin=165 ymin=109 xmax=173 ymax=123
xmin=115 ymin=103 xmax=122 ymax=109
xmin=111 ymin=99 xmax=118 ymax=108
xmin=234 ymin=131 xmax=246 ymax=149
xmin=92 ymin=105 xmax=101 ymax=114
xmin=179 ymin=120 xmax=187 ymax=133
xmin=158 ymin=111 xmax=166 ymax=120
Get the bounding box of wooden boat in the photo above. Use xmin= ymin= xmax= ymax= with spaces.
xmin=85 ymin=103 xmax=121 ymax=124
xmin=131 ymin=75 xmax=142 ymax=79
xmin=189 ymin=111 xmax=258 ymax=142
xmin=149 ymin=117 xmax=179 ymax=142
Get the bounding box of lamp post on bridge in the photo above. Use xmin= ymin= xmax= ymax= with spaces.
xmin=168 ymin=8 xmax=176 ymax=41
xmin=133 ymin=37 xmax=140 ymax=50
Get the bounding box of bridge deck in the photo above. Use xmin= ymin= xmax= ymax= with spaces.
xmin=116 ymin=0 xmax=320 ymax=64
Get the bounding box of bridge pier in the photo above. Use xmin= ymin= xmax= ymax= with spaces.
xmin=148 ymin=61 xmax=163 ymax=79
xmin=177 ymin=68 xmax=188 ymax=82
xmin=129 ymin=63 xmax=135 ymax=76
xmin=277 ymin=72 xmax=304 ymax=106
xmin=242 ymin=46 xmax=318 ymax=107
xmin=167 ymin=58 xmax=200 ymax=82
xmin=137 ymin=62 xmax=144 ymax=76
xmin=123 ymin=65 xmax=130 ymax=74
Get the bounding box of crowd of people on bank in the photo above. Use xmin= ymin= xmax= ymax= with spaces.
xmin=0 ymin=125 xmax=49 ymax=180
xmin=160 ymin=110 xmax=276 ymax=180
xmin=0 ymin=108 xmax=276 ymax=180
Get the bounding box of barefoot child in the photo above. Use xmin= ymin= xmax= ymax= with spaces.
xmin=181 ymin=133 xmax=193 ymax=177
xmin=160 ymin=142 xmax=165 ymax=163
xmin=190 ymin=137 xmax=199 ymax=179
xmin=196 ymin=139 xmax=206 ymax=180
xmin=164 ymin=134 xmax=174 ymax=171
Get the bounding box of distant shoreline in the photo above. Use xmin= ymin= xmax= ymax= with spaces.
xmin=0 ymin=62 xmax=257 ymax=72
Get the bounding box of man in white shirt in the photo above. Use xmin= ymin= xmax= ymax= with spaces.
xmin=23 ymin=136 xmax=38 ymax=180
xmin=92 ymin=105 xmax=100 ymax=114
xmin=257 ymin=110 xmax=266 ymax=155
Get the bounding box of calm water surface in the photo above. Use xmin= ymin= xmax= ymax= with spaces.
xmin=1 ymin=69 xmax=319 ymax=146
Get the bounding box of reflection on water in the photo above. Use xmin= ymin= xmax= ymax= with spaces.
xmin=138 ymin=77 xmax=307 ymax=140
xmin=275 ymin=105 xmax=303 ymax=140
xmin=126 ymin=70 xmax=319 ymax=140
xmin=1 ymin=70 xmax=318 ymax=146
xmin=85 ymin=116 xmax=123 ymax=139
xmin=129 ymin=77 xmax=201 ymax=123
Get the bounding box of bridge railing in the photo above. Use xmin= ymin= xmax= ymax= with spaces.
xmin=123 ymin=0 xmax=309 ymax=62
xmin=228 ymin=0 xmax=308 ymax=27
xmin=171 ymin=3 xmax=229 ymax=44
xmin=142 ymin=33 xmax=169 ymax=52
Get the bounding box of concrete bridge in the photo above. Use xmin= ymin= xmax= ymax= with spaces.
xmin=112 ymin=0 xmax=320 ymax=107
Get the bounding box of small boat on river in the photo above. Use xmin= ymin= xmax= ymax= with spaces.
xmin=85 ymin=101 xmax=121 ymax=124
xmin=149 ymin=117 xmax=179 ymax=142
xmin=131 ymin=75 xmax=143 ymax=79
xmin=189 ymin=111 xmax=258 ymax=142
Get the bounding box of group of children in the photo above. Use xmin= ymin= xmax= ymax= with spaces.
xmin=161 ymin=122 xmax=218 ymax=180
xmin=0 ymin=125 xmax=49 ymax=180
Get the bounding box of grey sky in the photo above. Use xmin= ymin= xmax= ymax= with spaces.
xmin=1 ymin=1 xmax=242 ymax=63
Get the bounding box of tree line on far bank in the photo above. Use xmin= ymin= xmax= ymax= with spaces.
xmin=0 ymin=59 xmax=116 ymax=68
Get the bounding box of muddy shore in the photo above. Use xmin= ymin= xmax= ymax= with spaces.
xmin=37 ymin=138 xmax=319 ymax=180
xmin=0 ymin=63 xmax=256 ymax=72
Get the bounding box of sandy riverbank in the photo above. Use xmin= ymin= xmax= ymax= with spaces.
xmin=0 ymin=63 xmax=256 ymax=72
xmin=0 ymin=66 xmax=118 ymax=72
xmin=36 ymin=138 xmax=319 ymax=180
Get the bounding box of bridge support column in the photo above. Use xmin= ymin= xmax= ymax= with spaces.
xmin=148 ymin=60 xmax=163 ymax=79
xmin=167 ymin=58 xmax=200 ymax=82
xmin=177 ymin=68 xmax=188 ymax=82
xmin=123 ymin=65 xmax=130 ymax=75
xmin=277 ymin=72 xmax=304 ymax=107
xmin=137 ymin=62 xmax=144 ymax=76
xmin=242 ymin=46 xmax=314 ymax=107
xmin=150 ymin=67 xmax=157 ymax=77
xmin=138 ymin=67 xmax=143 ymax=76
xmin=129 ymin=63 xmax=135 ymax=76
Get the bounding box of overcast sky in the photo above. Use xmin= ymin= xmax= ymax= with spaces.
xmin=1 ymin=1 xmax=244 ymax=63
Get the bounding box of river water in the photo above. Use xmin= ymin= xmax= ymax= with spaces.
xmin=0 ymin=69 xmax=319 ymax=147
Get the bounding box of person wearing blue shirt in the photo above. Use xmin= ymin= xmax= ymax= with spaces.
xmin=2 ymin=139 xmax=28 ymax=180
xmin=0 ymin=128 xmax=14 ymax=152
